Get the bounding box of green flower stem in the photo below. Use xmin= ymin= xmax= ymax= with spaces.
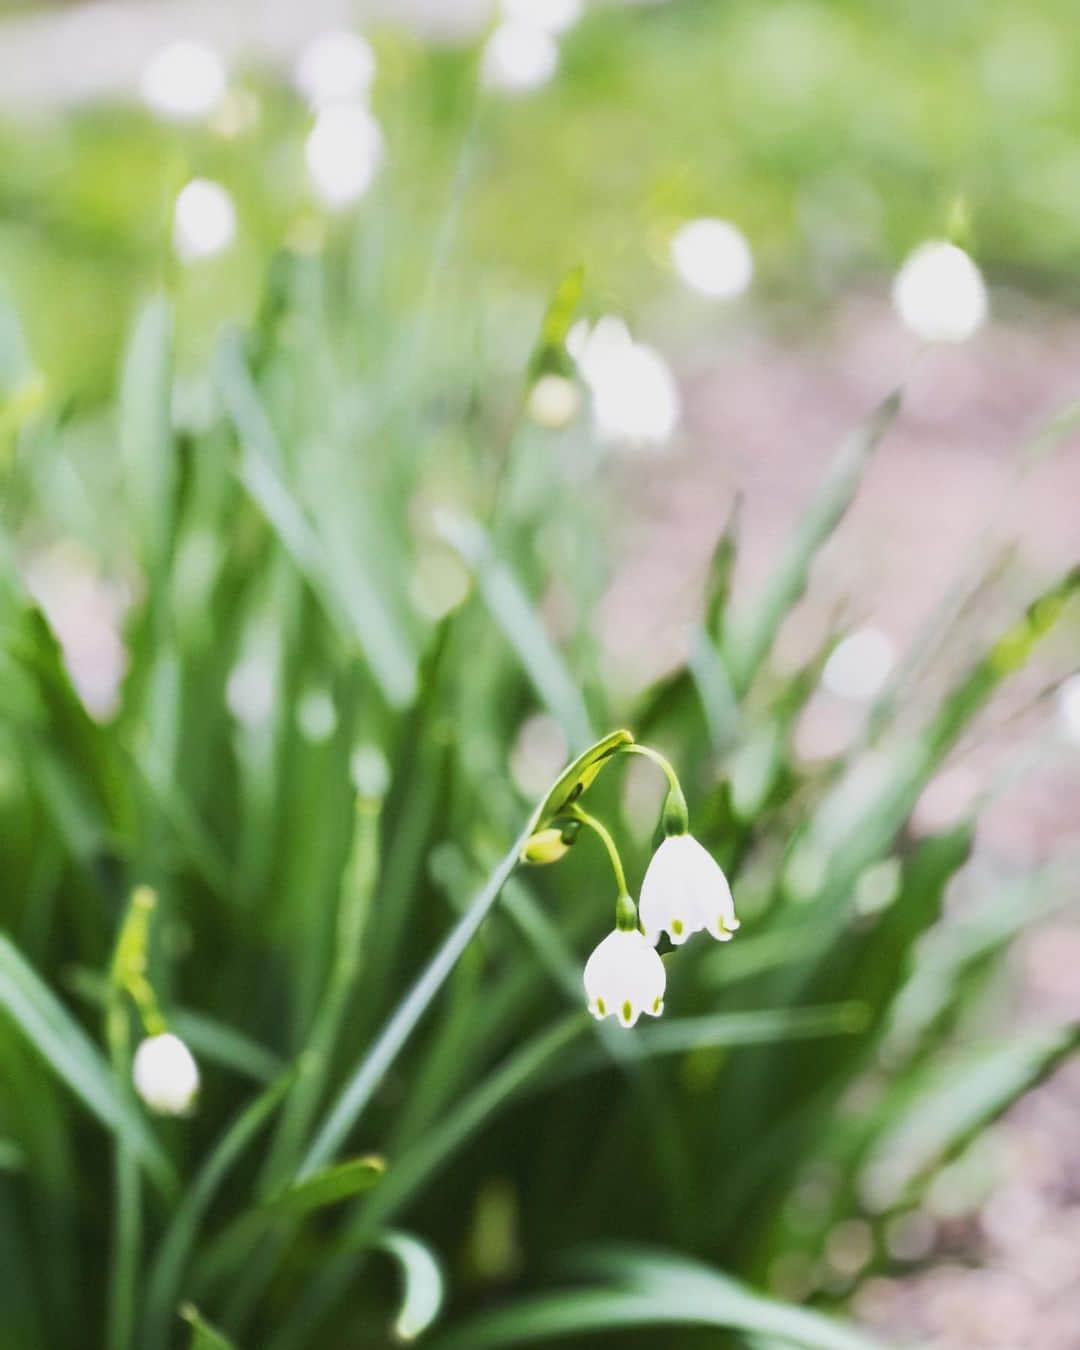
xmin=619 ymin=743 xmax=689 ymax=835
xmin=566 ymin=806 xmax=630 ymax=900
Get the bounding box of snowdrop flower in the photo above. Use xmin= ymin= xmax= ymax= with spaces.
xmin=892 ymin=240 xmax=988 ymax=343
xmin=305 ymin=103 xmax=384 ymax=208
xmin=132 ymin=1033 xmax=200 ymax=1115
xmin=568 ymin=316 xmax=680 ymax=450
xmin=670 ymin=218 xmax=754 ymax=299
xmin=482 ymin=21 xmax=559 ymax=94
xmin=502 ymin=0 xmax=583 ymax=34
xmin=822 ymin=627 xmax=894 ymax=702
xmin=172 ymin=179 xmax=236 ymax=263
xmin=294 ymin=30 xmax=376 ymax=108
xmin=639 ymin=834 xmax=739 ymax=947
xmin=140 ymin=41 xmax=226 ymax=122
xmin=583 ymin=928 xmax=666 ymax=1028
xmin=1058 ymin=673 xmax=1080 ymax=746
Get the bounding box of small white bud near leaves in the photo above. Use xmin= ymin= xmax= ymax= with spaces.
xmin=892 ymin=240 xmax=988 ymax=343
xmin=527 ymin=373 xmax=580 ymax=429
xmin=639 ymin=834 xmax=739 ymax=947
xmin=583 ymin=927 xmax=666 ymax=1028
xmin=132 ymin=1033 xmax=200 ymax=1116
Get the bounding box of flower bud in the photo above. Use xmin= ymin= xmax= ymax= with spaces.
xmin=132 ymin=1033 xmax=200 ymax=1116
xmin=521 ymin=824 xmax=576 ymax=865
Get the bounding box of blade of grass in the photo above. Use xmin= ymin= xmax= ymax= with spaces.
xmin=0 ymin=935 xmax=173 ymax=1194
xmin=297 ymin=816 xmax=534 ymax=1178
xmin=723 ymin=390 xmax=901 ymax=695
xmin=144 ymin=1074 xmax=292 ymax=1350
xmin=438 ymin=514 xmax=593 ymax=752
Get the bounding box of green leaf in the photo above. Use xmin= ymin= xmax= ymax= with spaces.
xmin=531 ymin=728 xmax=633 ymax=830
xmin=529 ymin=265 xmax=585 ymax=379
xmin=723 ymin=390 xmax=901 ymax=693
xmin=268 ymin=1155 xmax=387 ymax=1215
xmin=0 ymin=935 xmax=174 ymax=1195
xmin=181 ymin=1304 xmax=238 ymax=1350
xmin=860 ymin=1024 xmax=1080 ymax=1210
xmin=119 ymin=295 xmax=175 ymax=565
xmin=217 ymin=333 xmax=417 ymax=708
xmin=438 ymin=514 xmax=594 ymax=751
xmin=298 ymin=819 xmax=535 ymax=1177
xmin=427 ymin=1245 xmax=883 ymax=1350
xmin=145 ymin=1075 xmax=292 ymax=1350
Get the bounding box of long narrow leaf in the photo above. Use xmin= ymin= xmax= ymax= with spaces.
xmin=0 ymin=936 xmax=174 ymax=1194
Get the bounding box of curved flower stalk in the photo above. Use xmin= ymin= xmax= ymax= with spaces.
xmin=110 ymin=885 xmax=201 ymax=1114
xmin=519 ymin=730 xmax=737 ymax=1026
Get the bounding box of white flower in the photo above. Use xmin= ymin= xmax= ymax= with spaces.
xmin=173 ymin=179 xmax=236 ymax=263
xmin=892 ymin=240 xmax=988 ymax=343
xmin=670 ymin=218 xmax=754 ymax=299
xmin=139 ymin=41 xmax=226 ymax=123
xmin=567 ymin=316 xmax=680 ymax=450
xmin=583 ymin=928 xmax=666 ymax=1028
xmin=639 ymin=834 xmax=739 ymax=947
xmin=502 ymin=0 xmax=583 ymax=35
xmin=482 ymin=22 xmax=559 ymax=94
xmin=305 ymin=103 xmax=384 ymax=208
xmin=132 ymin=1033 xmax=200 ymax=1116
xmin=294 ymin=31 xmax=376 ymax=109
xmin=822 ymin=627 xmax=894 ymax=702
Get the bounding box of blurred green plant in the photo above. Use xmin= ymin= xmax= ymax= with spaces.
xmin=0 ymin=213 xmax=1076 ymax=1350
xmin=5 ymin=0 xmax=1080 ymax=401
xmin=1 ymin=6 xmax=1079 ymax=1338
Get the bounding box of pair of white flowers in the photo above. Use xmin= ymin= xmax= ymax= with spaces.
xmin=583 ymin=833 xmax=739 ymax=1029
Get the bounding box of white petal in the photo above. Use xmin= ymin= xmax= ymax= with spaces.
xmin=583 ymin=928 xmax=666 ymax=1028
xmin=676 ymin=835 xmax=739 ymax=940
xmin=639 ymin=835 xmax=705 ymax=946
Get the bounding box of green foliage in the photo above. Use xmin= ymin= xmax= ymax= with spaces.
xmin=1 ymin=25 xmax=1078 ymax=1341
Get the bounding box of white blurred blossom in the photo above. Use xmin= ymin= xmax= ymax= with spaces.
xmin=173 ymin=179 xmax=236 ymax=263
xmin=501 ymin=0 xmax=583 ymax=34
xmin=139 ymin=41 xmax=226 ymax=122
xmin=482 ymin=22 xmax=559 ymax=93
xmin=892 ymin=240 xmax=988 ymax=342
xmin=568 ymin=316 xmax=680 ymax=450
xmin=294 ymin=30 xmax=376 ymax=108
xmin=822 ymin=627 xmax=894 ymax=702
xmin=132 ymin=1033 xmax=200 ymax=1115
xmin=1059 ymin=673 xmax=1080 ymax=745
xmin=226 ymin=629 xmax=278 ymax=729
xmin=305 ymin=102 xmax=384 ymax=208
xmin=23 ymin=543 xmax=128 ymax=720
xmin=670 ymin=218 xmax=754 ymax=299
xmin=527 ymin=373 xmax=580 ymax=428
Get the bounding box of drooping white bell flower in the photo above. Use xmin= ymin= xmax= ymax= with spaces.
xmin=583 ymin=928 xmax=666 ymax=1028
xmin=132 ymin=1033 xmax=200 ymax=1115
xmin=891 ymin=240 xmax=988 ymax=343
xmin=639 ymin=834 xmax=739 ymax=947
